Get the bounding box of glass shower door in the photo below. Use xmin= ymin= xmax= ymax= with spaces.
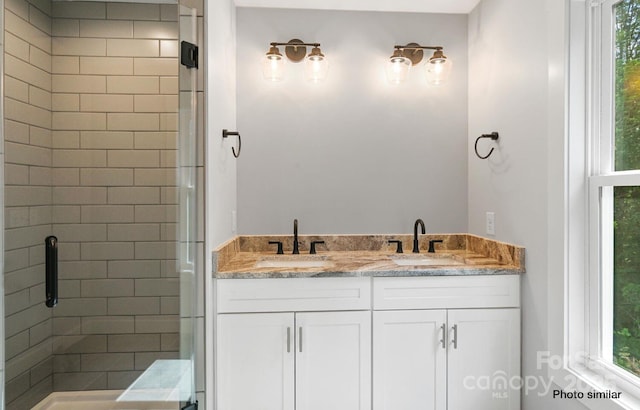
xmin=177 ymin=4 xmax=199 ymax=407
xmin=118 ymin=5 xmax=198 ymax=406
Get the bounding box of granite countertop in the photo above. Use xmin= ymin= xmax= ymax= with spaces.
xmin=213 ymin=234 xmax=525 ymax=279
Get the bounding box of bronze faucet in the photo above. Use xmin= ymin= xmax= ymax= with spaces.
xmin=293 ymin=219 xmax=300 ymax=254
xmin=413 ymin=219 xmax=425 ymax=253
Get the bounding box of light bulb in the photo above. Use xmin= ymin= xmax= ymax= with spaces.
xmin=305 ymin=46 xmax=328 ymax=83
xmin=262 ymin=46 xmax=286 ymax=82
xmin=386 ymin=49 xmax=411 ymax=84
xmin=425 ymin=49 xmax=452 ymax=86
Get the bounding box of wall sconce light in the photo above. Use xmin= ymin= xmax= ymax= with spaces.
xmin=386 ymin=43 xmax=452 ymax=85
xmin=263 ymin=39 xmax=329 ymax=83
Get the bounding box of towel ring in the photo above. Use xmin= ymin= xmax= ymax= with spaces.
xmin=474 ymin=132 xmax=499 ymax=159
xmin=222 ymin=129 xmax=241 ymax=158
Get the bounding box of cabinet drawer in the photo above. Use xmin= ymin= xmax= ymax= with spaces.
xmin=373 ymin=275 xmax=520 ymax=310
xmin=217 ymin=277 xmax=371 ymax=313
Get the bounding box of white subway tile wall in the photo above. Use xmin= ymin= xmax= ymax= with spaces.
xmin=4 ymin=1 xmax=185 ymax=407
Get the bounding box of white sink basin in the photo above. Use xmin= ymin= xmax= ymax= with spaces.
xmin=391 ymin=256 xmax=463 ymax=267
xmin=255 ymin=259 xmax=332 ymax=269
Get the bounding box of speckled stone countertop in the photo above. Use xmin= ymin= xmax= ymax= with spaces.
xmin=213 ymin=234 xmax=525 ymax=279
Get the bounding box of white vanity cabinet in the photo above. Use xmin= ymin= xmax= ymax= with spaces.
xmin=218 ymin=312 xmax=295 ymax=410
xmin=372 ymin=275 xmax=521 ymax=410
xmin=373 ymin=309 xmax=447 ymax=410
xmin=215 ymin=275 xmax=521 ymax=410
xmin=295 ymin=311 xmax=371 ymax=410
xmin=446 ymin=308 xmax=520 ymax=410
xmin=216 ymin=278 xmax=372 ymax=410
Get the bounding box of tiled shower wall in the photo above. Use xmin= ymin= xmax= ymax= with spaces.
xmin=49 ymin=1 xmax=180 ymax=392
xmin=3 ymin=1 xmax=187 ymax=407
xmin=4 ymin=0 xmax=54 ymax=407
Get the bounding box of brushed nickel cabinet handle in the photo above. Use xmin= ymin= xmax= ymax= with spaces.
xmin=451 ymin=324 xmax=458 ymax=349
xmin=287 ymin=327 xmax=291 ymax=353
xmin=299 ymin=327 xmax=303 ymax=353
xmin=440 ymin=323 xmax=446 ymax=349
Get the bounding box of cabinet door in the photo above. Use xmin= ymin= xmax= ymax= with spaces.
xmin=447 ymin=308 xmax=520 ymax=410
xmin=217 ymin=313 xmax=295 ymax=410
xmin=373 ymin=310 xmax=447 ymax=410
xmin=296 ymin=311 xmax=371 ymax=410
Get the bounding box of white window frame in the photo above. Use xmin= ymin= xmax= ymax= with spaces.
xmin=558 ymin=1 xmax=640 ymax=408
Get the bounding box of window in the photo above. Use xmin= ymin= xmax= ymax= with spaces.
xmin=557 ymin=0 xmax=640 ymax=407
xmin=613 ymin=186 xmax=640 ymax=377
xmin=589 ymin=0 xmax=640 ymax=387
xmin=611 ymin=0 xmax=640 ymax=378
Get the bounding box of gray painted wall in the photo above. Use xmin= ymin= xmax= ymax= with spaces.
xmin=468 ymin=0 xmax=587 ymax=409
xmin=205 ymin=0 xmax=237 ymax=406
xmin=236 ymin=8 xmax=468 ymax=235
xmin=208 ymin=0 xmax=237 ymax=247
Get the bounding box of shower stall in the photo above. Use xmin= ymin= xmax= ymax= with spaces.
xmin=0 ymin=0 xmax=203 ymax=408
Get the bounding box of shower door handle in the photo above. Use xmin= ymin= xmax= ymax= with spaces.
xmin=45 ymin=236 xmax=58 ymax=308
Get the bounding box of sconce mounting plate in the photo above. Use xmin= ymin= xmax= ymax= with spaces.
xmin=285 ymin=39 xmax=307 ymax=62
xmin=403 ymin=43 xmax=424 ymax=65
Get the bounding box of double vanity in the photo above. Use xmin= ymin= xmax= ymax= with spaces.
xmin=213 ymin=231 xmax=524 ymax=410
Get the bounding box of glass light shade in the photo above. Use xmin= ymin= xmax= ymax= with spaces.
xmin=386 ymin=51 xmax=411 ymax=84
xmin=262 ymin=47 xmax=286 ymax=82
xmin=425 ymin=56 xmax=452 ymax=86
xmin=305 ymin=47 xmax=329 ymax=83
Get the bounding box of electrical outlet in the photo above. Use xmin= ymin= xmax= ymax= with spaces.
xmin=486 ymin=212 xmax=495 ymax=235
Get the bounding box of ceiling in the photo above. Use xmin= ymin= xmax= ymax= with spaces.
xmin=233 ymin=0 xmax=482 ymax=14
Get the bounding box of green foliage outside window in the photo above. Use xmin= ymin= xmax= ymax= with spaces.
xmin=613 ymin=0 xmax=640 ymax=378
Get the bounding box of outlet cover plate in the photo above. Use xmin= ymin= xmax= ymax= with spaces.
xmin=486 ymin=212 xmax=495 ymax=235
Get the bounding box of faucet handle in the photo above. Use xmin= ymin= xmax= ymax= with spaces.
xmin=428 ymin=239 xmax=444 ymax=253
xmin=388 ymin=240 xmax=403 ymax=254
xmin=268 ymin=241 xmax=284 ymax=255
xmin=310 ymin=241 xmax=325 ymax=255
